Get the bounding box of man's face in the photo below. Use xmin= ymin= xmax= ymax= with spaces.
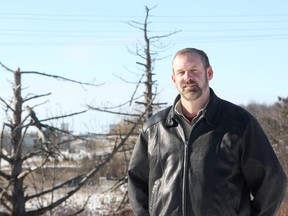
xmin=172 ymin=53 xmax=213 ymax=102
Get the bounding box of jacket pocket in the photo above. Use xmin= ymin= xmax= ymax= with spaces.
xmin=223 ymin=185 xmax=237 ymax=216
xmin=149 ymin=179 xmax=161 ymax=214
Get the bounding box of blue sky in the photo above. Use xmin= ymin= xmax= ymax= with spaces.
xmin=1 ymin=0 xmax=288 ymax=133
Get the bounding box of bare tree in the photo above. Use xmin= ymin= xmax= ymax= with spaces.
xmin=0 ymin=63 xmax=108 ymax=215
xmin=263 ymin=97 xmax=288 ymax=183
xmin=125 ymin=5 xmax=180 ymax=120
xmin=87 ymin=5 xmax=180 ymax=213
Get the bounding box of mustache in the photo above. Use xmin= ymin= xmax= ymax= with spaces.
xmin=183 ymin=79 xmax=199 ymax=88
xmin=185 ymin=79 xmax=198 ymax=85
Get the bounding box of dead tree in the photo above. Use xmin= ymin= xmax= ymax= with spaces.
xmin=87 ymin=5 xmax=180 ymax=213
xmin=0 ymin=63 xmax=107 ymax=215
xmin=126 ymin=5 xmax=180 ymax=120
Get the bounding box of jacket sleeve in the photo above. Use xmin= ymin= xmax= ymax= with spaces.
xmin=128 ymin=132 xmax=150 ymax=216
xmin=241 ymin=119 xmax=287 ymax=216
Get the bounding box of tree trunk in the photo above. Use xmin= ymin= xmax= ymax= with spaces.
xmin=144 ymin=6 xmax=153 ymax=119
xmin=11 ymin=69 xmax=25 ymax=215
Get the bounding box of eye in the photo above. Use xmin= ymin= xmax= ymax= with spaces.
xmin=177 ymin=71 xmax=185 ymax=76
xmin=190 ymin=69 xmax=200 ymax=74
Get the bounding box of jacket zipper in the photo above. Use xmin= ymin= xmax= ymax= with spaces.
xmin=181 ymin=115 xmax=205 ymax=216
xmin=182 ymin=140 xmax=189 ymax=216
xmin=177 ymin=124 xmax=188 ymax=216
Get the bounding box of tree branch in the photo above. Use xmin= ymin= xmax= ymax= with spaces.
xmin=21 ymin=70 xmax=104 ymax=87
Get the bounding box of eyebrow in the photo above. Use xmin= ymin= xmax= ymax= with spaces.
xmin=175 ymin=66 xmax=198 ymax=73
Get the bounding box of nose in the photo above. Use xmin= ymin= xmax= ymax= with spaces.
xmin=184 ymin=71 xmax=193 ymax=80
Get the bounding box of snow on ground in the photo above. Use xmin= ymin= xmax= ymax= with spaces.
xmin=1 ymin=151 xmax=130 ymax=215
xmin=25 ymin=190 xmax=127 ymax=215
xmin=19 ymin=175 xmax=128 ymax=215
xmin=0 ymin=180 xmax=128 ymax=215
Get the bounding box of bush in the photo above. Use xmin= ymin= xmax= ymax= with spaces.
xmin=278 ymin=202 xmax=288 ymax=216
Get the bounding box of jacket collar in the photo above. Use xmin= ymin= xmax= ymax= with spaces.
xmin=165 ymin=88 xmax=221 ymax=127
xmin=203 ymin=88 xmax=221 ymax=127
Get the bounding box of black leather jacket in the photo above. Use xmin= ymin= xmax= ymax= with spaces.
xmin=128 ymin=89 xmax=287 ymax=216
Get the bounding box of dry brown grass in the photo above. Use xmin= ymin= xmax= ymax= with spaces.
xmin=278 ymin=202 xmax=288 ymax=216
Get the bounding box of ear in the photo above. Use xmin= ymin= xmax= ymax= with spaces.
xmin=207 ymin=67 xmax=213 ymax=81
xmin=172 ymin=73 xmax=176 ymax=85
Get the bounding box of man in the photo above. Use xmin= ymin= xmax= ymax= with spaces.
xmin=128 ymin=48 xmax=287 ymax=215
